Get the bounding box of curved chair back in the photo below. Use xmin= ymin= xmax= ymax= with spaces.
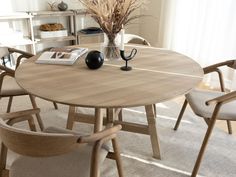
xmin=124 ymin=34 xmax=151 ymax=46
xmin=0 ymin=119 xmax=78 ymax=157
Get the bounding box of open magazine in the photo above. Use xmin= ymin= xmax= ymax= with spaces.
xmin=36 ymin=47 xmax=88 ymax=65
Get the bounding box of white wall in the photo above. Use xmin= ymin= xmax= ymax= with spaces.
xmin=139 ymin=0 xmax=162 ymax=47
xmin=11 ymin=0 xmax=83 ymax=11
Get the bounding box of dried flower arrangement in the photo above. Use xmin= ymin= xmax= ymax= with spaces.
xmin=79 ymin=0 xmax=146 ymax=59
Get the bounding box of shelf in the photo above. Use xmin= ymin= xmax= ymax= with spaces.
xmin=35 ymin=35 xmax=76 ymax=43
xmin=0 ymin=37 xmax=33 ymax=46
xmin=29 ymin=10 xmax=74 ymax=18
xmin=0 ymin=12 xmax=32 ymax=20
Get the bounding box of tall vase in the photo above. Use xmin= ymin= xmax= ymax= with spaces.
xmin=102 ymin=33 xmax=120 ymax=60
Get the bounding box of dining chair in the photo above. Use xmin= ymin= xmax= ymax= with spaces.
xmin=124 ymin=33 xmax=151 ymax=46
xmin=174 ymin=60 xmax=235 ymax=133
xmin=0 ymin=109 xmax=124 ymax=177
xmin=0 ymin=108 xmax=41 ymax=177
xmin=0 ymin=47 xmax=58 ymax=130
xmin=173 ymin=60 xmax=236 ymax=176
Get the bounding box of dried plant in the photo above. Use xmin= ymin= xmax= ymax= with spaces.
xmin=79 ymin=0 xmax=146 ymax=40
xmin=79 ymin=0 xmax=146 ymax=59
xmin=48 ymin=1 xmax=57 ymax=11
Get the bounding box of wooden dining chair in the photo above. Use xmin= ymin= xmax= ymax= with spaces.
xmin=0 ymin=108 xmax=41 ymax=177
xmin=173 ymin=60 xmax=236 ymax=176
xmin=0 ymin=47 xmax=58 ymax=130
xmin=124 ymin=34 xmax=151 ymax=46
xmin=0 ymin=109 xmax=124 ymax=177
xmin=174 ymin=60 xmax=235 ymax=133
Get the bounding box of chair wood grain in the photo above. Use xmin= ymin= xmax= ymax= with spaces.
xmin=0 ymin=110 xmax=123 ymax=177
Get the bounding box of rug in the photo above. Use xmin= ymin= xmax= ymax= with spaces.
xmin=0 ymin=96 xmax=236 ymax=177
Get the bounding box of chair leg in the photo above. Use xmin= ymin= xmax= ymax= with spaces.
xmin=53 ymin=101 xmax=58 ymax=110
xmin=0 ymin=143 xmax=7 ymax=177
xmin=191 ymin=104 xmax=221 ymax=177
xmin=174 ymin=99 xmax=188 ymax=130
xmin=112 ymin=138 xmax=124 ymax=177
xmin=28 ymin=117 xmax=37 ymax=131
xmin=6 ymin=96 xmax=13 ymax=113
xmin=29 ymin=95 xmax=44 ymax=131
xmin=226 ymin=120 xmax=232 ymax=134
xmin=153 ymin=104 xmax=157 ymax=117
xmin=90 ymin=141 xmax=103 ymax=177
xmin=118 ymin=109 xmax=123 ymax=121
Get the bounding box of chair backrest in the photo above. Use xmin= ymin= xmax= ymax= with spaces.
xmin=124 ymin=34 xmax=151 ymax=46
xmin=0 ymin=119 xmax=79 ymax=157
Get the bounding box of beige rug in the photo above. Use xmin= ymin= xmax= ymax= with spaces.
xmin=0 ymin=96 xmax=236 ymax=177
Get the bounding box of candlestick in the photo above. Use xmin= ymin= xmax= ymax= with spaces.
xmin=120 ymin=48 xmax=137 ymax=71
xmin=120 ymin=26 xmax=125 ymax=51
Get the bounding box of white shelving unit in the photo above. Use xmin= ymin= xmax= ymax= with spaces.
xmin=0 ymin=12 xmax=35 ymax=53
xmin=28 ymin=10 xmax=77 ymax=51
xmin=0 ymin=10 xmax=103 ymax=54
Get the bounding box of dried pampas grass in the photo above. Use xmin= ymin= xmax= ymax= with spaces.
xmin=79 ymin=0 xmax=146 ymax=39
xmin=79 ymin=0 xmax=146 ymax=59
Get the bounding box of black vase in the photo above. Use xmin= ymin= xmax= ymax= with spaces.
xmin=58 ymin=1 xmax=68 ymax=11
xmin=85 ymin=50 xmax=104 ymax=69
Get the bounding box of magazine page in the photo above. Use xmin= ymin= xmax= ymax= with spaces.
xmin=36 ymin=47 xmax=88 ymax=65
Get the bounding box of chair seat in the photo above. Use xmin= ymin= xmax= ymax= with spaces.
xmin=1 ymin=76 xmax=27 ymax=96
xmin=9 ymin=127 xmax=109 ymax=177
xmin=186 ymin=89 xmax=236 ymax=120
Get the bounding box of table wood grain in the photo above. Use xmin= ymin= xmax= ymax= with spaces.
xmin=15 ymin=44 xmax=203 ymax=108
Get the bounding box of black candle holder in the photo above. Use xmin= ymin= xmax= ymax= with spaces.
xmin=120 ymin=48 xmax=137 ymax=71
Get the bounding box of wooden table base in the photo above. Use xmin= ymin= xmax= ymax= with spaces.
xmin=66 ymin=105 xmax=161 ymax=159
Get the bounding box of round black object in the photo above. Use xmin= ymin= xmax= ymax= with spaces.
xmin=85 ymin=50 xmax=104 ymax=69
xmin=58 ymin=1 xmax=68 ymax=11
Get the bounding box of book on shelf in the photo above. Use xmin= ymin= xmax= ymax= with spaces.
xmin=36 ymin=47 xmax=88 ymax=65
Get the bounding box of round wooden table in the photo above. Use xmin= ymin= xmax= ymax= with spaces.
xmin=15 ymin=44 xmax=203 ymax=159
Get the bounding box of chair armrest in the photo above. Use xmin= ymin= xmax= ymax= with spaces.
xmin=0 ymin=108 xmax=40 ymax=121
xmin=0 ymin=65 xmax=15 ymax=76
xmin=203 ymin=60 xmax=236 ymax=92
xmin=8 ymin=48 xmax=34 ymax=69
xmin=8 ymin=48 xmax=34 ymax=58
xmin=203 ymin=60 xmax=236 ymax=74
xmin=206 ymin=91 xmax=236 ymax=105
xmin=78 ymin=124 xmax=122 ymax=143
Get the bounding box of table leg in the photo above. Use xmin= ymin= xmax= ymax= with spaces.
xmin=94 ymin=108 xmax=104 ymax=132
xmin=145 ymin=104 xmax=161 ymax=159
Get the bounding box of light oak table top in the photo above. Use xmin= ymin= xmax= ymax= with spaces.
xmin=15 ymin=44 xmax=203 ymax=108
